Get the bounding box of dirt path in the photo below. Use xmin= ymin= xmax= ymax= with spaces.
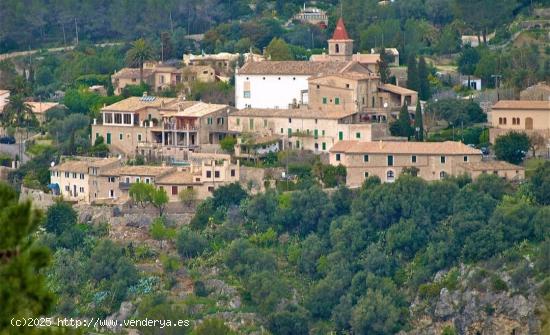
xmin=0 ymin=42 xmax=123 ymax=61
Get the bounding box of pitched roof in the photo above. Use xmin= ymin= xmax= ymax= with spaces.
xmin=492 ymin=100 xmax=550 ymax=110
xmin=156 ymin=170 xmax=198 ymax=184
xmin=27 ymin=102 xmax=61 ymax=114
xmin=112 ymin=67 xmax=154 ymax=79
xmin=102 ymin=96 xmax=177 ymax=112
xmin=331 ymin=18 xmax=351 ymax=40
xmin=330 ymin=140 xmax=482 ymax=155
xmin=379 ymin=84 xmax=417 ymax=96
xmin=238 ymin=60 xmax=355 ymax=75
xmin=459 ymin=160 xmax=524 ymax=171
xmin=51 ymin=157 xmax=120 ymax=173
xmin=103 ymin=165 xmax=175 ymax=177
xmin=309 ymin=71 xmax=376 ymax=81
xmin=161 ymin=102 xmax=230 ymax=118
xmin=230 ymin=107 xmax=356 ymax=120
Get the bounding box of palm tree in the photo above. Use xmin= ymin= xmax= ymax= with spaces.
xmin=0 ymin=94 xmax=37 ymax=129
xmin=125 ymin=38 xmax=154 ymax=84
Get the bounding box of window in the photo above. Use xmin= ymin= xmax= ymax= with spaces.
xmin=335 ymin=97 xmax=340 ymax=105
xmin=125 ymin=177 xmax=130 ymax=183
xmin=296 ymin=140 xmax=300 ymax=149
xmin=217 ymin=118 xmax=224 ymax=125
xmin=387 ymin=170 xmax=395 ymax=182
xmin=322 ymin=97 xmax=327 ymax=104
xmin=314 ymin=143 xmax=319 ymax=150
xmin=145 ymin=178 xmax=150 ymax=184
xmin=123 ymin=114 xmax=132 ymax=124
xmin=412 ymin=155 xmax=417 ymax=163
xmin=138 ymin=134 xmax=142 ymax=141
xmin=288 ymin=128 xmax=292 ymax=136
xmin=206 ymin=171 xmax=212 ymax=178
xmin=280 ymin=128 xmax=284 ymax=134
xmin=72 ymin=173 xmax=77 ymax=178
xmin=104 ymin=113 xmax=113 ymax=123
xmin=214 ymin=171 xmax=220 ymax=178
xmin=65 ymin=185 xmax=70 ymax=191
xmin=236 ymin=118 xmax=240 ymax=126
xmin=109 ymin=190 xmax=114 ymax=198
xmin=463 ymin=155 xmax=468 ymax=162
xmin=79 ymin=187 xmax=84 ymax=193
xmin=322 ymin=130 xmax=325 ymax=136
xmin=387 ymin=155 xmax=394 ymax=166
xmin=106 ymin=133 xmax=111 ymax=144
xmin=346 ymin=83 xmax=350 ymax=88
xmin=355 ymin=132 xmax=361 ymax=139
xmin=288 ymin=118 xmax=292 ymax=123
xmin=136 ymin=177 xmax=140 ymax=183
xmin=335 ymin=43 xmax=340 ymax=53
xmin=108 ymin=177 xmax=116 ymax=183
xmin=65 ymin=172 xmax=69 ymax=178
xmin=231 ymin=169 xmax=235 ymax=177
xmin=171 ymin=186 xmax=178 ymax=195
xmin=316 ymin=85 xmax=320 ymax=89
xmin=364 ymin=154 xmax=369 ymax=162
xmin=314 ymin=129 xmax=318 ymax=139
xmin=208 ymin=186 xmax=214 ymax=192
xmin=439 ymin=171 xmax=447 ymax=179
xmin=364 ymin=172 xmax=369 ymax=178
xmin=80 ymin=173 xmax=85 ymax=179
xmin=207 ymin=117 xmax=213 ymax=125
xmin=338 ymin=131 xmax=343 ymax=141
xmin=322 ymin=142 xmax=326 ymax=150
xmin=263 ymin=119 xmax=268 ymax=127
xmin=114 ymin=113 xmax=122 ymax=124
xmin=315 ymin=119 xmax=318 ymax=124
xmin=119 ymin=133 xmax=123 ymax=140
xmin=335 ymin=153 xmax=341 ymax=161
xmin=249 ymin=118 xmax=254 ymax=130
xmin=440 ymin=156 xmax=446 ymax=164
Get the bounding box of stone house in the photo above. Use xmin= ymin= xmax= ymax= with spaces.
xmin=489 ymin=100 xmax=550 ymax=143
xmin=329 ymin=140 xmax=483 ymax=187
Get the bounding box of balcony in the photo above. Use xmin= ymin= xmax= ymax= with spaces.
xmin=119 ymin=182 xmax=132 ymax=190
xmin=162 ymin=122 xmax=199 ymax=131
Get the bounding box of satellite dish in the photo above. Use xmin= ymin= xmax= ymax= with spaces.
xmin=50 ymin=161 xmax=55 ymax=167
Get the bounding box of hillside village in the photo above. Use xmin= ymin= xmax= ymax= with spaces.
xmin=1 ymin=1 xmax=550 ymax=335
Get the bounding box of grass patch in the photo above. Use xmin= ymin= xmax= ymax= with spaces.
xmin=27 ymin=142 xmax=53 ymax=156
xmin=524 ymin=158 xmax=546 ymax=178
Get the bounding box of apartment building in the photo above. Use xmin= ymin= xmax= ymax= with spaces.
xmin=489 ymin=100 xmax=550 ymax=143
xmin=50 ymin=157 xmax=121 ymax=202
xmin=91 ymin=95 xmax=234 ymax=158
xmin=329 ymin=140 xmax=483 ymax=187
xmin=228 ymin=108 xmax=388 ymax=154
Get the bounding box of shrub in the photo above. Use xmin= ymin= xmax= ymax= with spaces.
xmin=176 ymin=227 xmax=208 ymax=258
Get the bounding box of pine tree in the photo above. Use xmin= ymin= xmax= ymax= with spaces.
xmin=414 ymin=100 xmax=424 ymax=141
xmin=418 ymin=56 xmax=430 ymax=100
xmin=406 ymin=55 xmax=419 ymax=92
xmin=0 ymin=182 xmax=54 ymax=333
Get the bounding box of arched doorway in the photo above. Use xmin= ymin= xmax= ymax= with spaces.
xmin=386 ymin=170 xmax=395 ymax=183
xmin=525 ymin=117 xmax=533 ymax=130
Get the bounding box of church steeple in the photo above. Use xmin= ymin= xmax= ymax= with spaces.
xmin=328 ymin=17 xmax=353 ymax=61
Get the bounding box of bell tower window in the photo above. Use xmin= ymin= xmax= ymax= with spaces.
xmin=335 ymin=44 xmax=340 ymax=53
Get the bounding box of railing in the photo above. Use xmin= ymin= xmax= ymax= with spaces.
xmin=119 ymin=182 xmax=132 ymax=190
xmin=162 ymin=123 xmax=199 ymax=131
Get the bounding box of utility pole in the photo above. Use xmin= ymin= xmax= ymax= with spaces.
xmin=491 ymin=74 xmax=502 ymax=101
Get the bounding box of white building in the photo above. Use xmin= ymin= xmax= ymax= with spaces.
xmin=461 ymin=76 xmax=482 ymax=91
xmin=235 ymin=61 xmax=368 ymax=109
xmin=0 ymin=90 xmax=9 ymax=112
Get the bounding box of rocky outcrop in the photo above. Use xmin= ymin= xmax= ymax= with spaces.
xmin=403 ymin=264 xmax=544 ymax=335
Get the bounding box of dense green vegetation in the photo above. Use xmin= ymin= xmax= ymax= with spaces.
xmin=172 ymin=163 xmax=550 ymax=333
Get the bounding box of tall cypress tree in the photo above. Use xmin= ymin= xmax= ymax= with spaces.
xmin=406 ymin=55 xmax=419 ymax=92
xmin=414 ymin=100 xmax=424 ymax=141
xmin=418 ymin=56 xmax=430 ymax=100
xmin=377 ymin=48 xmax=391 ymax=84
xmin=398 ymin=103 xmax=413 ymax=138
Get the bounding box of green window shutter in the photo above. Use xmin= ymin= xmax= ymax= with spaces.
xmin=335 ymin=97 xmax=340 ymax=105
xmin=296 ymin=140 xmax=300 ymax=148
xmin=322 ymin=130 xmax=325 ymax=136
xmin=288 ymin=128 xmax=292 ymax=136
xmin=106 ymin=133 xmax=111 ymax=144
xmin=322 ymin=142 xmax=326 ymax=150
xmin=356 ymin=132 xmax=361 ymax=139
xmin=314 ymin=129 xmax=318 ymax=139
xmin=322 ymin=97 xmax=327 ymax=104
xmin=339 ymin=131 xmax=343 ymax=141
xmin=236 ymin=118 xmax=240 ymax=126
xmin=280 ymin=128 xmax=284 ymax=134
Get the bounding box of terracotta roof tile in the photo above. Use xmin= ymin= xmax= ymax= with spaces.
xmin=156 ymin=170 xmax=197 ymax=184
xmin=459 ymin=161 xmax=524 ymax=171
xmin=103 ymin=165 xmax=175 ymax=177
xmin=238 ymin=60 xmax=354 ymax=75
xmin=231 ymin=107 xmax=356 ymax=120
xmin=102 ymin=97 xmax=177 ymax=112
xmin=492 ymin=100 xmax=550 ymax=110
xmin=379 ymin=84 xmax=417 ymax=96
xmin=331 ymin=18 xmax=351 ymax=40
xmin=330 ymin=140 xmax=482 ymax=155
